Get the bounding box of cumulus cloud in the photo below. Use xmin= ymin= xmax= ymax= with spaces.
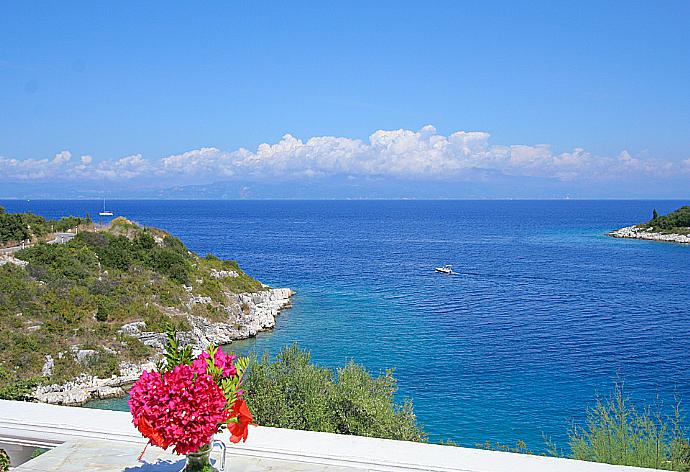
xmin=0 ymin=126 xmax=686 ymax=184
xmin=52 ymin=150 xmax=72 ymax=165
xmin=0 ymin=150 xmax=75 ymax=180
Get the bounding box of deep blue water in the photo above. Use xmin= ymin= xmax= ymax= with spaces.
xmin=3 ymin=199 xmax=689 ymax=450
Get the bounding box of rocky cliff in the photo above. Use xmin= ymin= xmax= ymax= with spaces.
xmin=33 ymin=287 xmax=294 ymax=406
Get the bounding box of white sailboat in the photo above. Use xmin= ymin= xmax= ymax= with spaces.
xmin=99 ymin=198 xmax=114 ymax=217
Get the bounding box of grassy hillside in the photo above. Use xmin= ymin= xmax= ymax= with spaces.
xmin=0 ymin=214 xmax=263 ymax=400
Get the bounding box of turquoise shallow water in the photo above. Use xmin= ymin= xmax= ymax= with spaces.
xmin=4 ymin=199 xmax=689 ymax=450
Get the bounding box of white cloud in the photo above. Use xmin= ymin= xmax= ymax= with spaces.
xmin=90 ymin=154 xmax=151 ymax=180
xmin=1 ymin=126 xmax=687 ymax=183
xmin=52 ymin=151 xmax=72 ymax=165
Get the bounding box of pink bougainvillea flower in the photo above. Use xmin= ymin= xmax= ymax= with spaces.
xmin=129 ymin=365 xmax=231 ymax=455
xmin=213 ymin=349 xmax=237 ymax=377
xmin=191 ymin=351 xmax=210 ymax=375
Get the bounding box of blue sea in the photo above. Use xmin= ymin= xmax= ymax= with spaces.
xmin=3 ymin=199 xmax=689 ymax=450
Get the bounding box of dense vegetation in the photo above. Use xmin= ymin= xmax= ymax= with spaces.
xmin=0 ymin=206 xmax=90 ymax=245
xmin=0 ymin=212 xmax=263 ymax=400
xmin=243 ymin=344 xmax=426 ymax=442
xmin=644 ymin=206 xmax=690 ymax=234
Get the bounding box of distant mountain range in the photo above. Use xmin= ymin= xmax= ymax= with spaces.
xmin=3 ymin=173 xmax=689 ymax=200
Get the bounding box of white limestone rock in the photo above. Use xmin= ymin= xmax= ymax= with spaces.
xmin=119 ymin=321 xmax=146 ymax=336
xmin=210 ymin=268 xmax=239 ymax=278
xmin=41 ymin=354 xmax=54 ymax=377
xmin=119 ymin=322 xmax=183 ymax=350
xmin=609 ymin=225 xmax=690 ymax=244
xmin=185 ymin=288 xmax=293 ymax=346
xmin=0 ymin=255 xmax=28 ymax=267
xmin=187 ymin=295 xmax=213 ymax=309
xmin=75 ymin=349 xmax=98 ymax=364
xmin=95 ymin=386 xmax=125 ymax=399
xmin=33 ymin=361 xmax=156 ymax=406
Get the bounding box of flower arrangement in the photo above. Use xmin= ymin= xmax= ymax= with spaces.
xmin=129 ymin=326 xmax=253 ymax=468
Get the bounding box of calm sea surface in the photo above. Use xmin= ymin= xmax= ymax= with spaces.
xmin=3 ymin=199 xmax=689 ymax=450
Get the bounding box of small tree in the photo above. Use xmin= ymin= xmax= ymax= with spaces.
xmin=653 ymin=209 xmax=659 ymax=220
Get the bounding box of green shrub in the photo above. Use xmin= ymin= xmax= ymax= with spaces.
xmin=76 ymin=231 xmax=108 ymax=249
xmin=149 ymin=249 xmax=191 ymax=284
xmin=143 ymin=309 xmax=189 ymax=333
xmin=163 ymin=234 xmax=187 ymax=254
xmin=0 ymin=371 xmax=42 ymax=401
xmin=243 ymin=345 xmax=426 ymax=442
xmin=17 ymin=242 xmax=99 ymax=282
xmin=569 ymin=383 xmax=690 ymax=471
xmin=82 ymin=349 xmax=120 ymax=378
xmin=0 ymin=213 xmax=30 ymax=243
xmin=98 ymin=235 xmax=133 ymax=270
xmin=117 ymin=334 xmax=153 ymax=361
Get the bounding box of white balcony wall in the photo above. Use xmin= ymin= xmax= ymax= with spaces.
xmin=0 ymin=400 xmax=661 ymax=471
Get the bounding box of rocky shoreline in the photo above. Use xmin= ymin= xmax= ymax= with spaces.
xmin=32 ymin=287 xmax=294 ymax=406
xmin=608 ymin=225 xmax=690 ymax=244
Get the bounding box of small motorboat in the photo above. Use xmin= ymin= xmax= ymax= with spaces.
xmin=435 ymin=264 xmax=453 ymax=274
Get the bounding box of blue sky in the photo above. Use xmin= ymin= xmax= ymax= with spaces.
xmin=1 ymin=1 xmax=689 ymax=198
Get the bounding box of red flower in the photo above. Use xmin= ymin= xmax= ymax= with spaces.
xmin=137 ymin=416 xmax=170 ymax=449
xmin=228 ymin=399 xmax=253 ymax=443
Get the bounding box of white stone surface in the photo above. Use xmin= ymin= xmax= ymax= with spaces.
xmin=609 ymin=225 xmax=690 ymax=244
xmin=187 ymin=287 xmax=295 ymax=347
xmin=0 ymin=400 xmax=661 ymax=472
xmin=41 ymin=355 xmax=54 ymax=377
xmin=0 ymin=255 xmax=28 ymax=267
xmin=210 ymin=268 xmax=239 ymax=278
xmin=32 ymin=361 xmax=156 ymax=406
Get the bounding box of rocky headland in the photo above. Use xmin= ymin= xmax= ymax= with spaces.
xmin=0 ymin=210 xmax=296 ymax=406
xmin=609 ymin=206 xmax=690 ymax=244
